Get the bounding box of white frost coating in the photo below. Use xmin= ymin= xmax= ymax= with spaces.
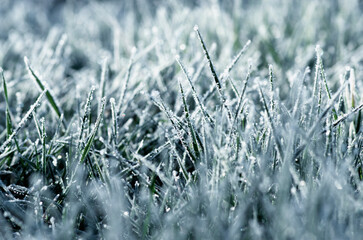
xmin=0 ymin=90 xmax=46 ymax=153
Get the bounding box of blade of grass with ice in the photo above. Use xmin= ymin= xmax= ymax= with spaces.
xmin=80 ymin=97 xmax=106 ymax=163
xmin=220 ymin=39 xmax=251 ymax=80
xmin=117 ymin=49 xmax=135 ymax=114
xmin=0 ymin=90 xmax=46 ymax=154
xmin=294 ymin=82 xmax=348 ymax=159
xmin=268 ymin=65 xmax=275 ymax=115
xmin=316 ymin=46 xmax=338 ymax=120
xmin=110 ymin=98 xmax=118 ymax=145
xmin=328 ymin=103 xmax=363 ymax=130
xmin=24 ymin=57 xmax=64 ymax=124
xmin=178 ymin=78 xmax=200 ymax=157
xmin=194 ymin=25 xmax=232 ymax=121
xmin=202 ymin=39 xmax=251 ymax=103
xmin=175 ymin=56 xmax=214 ymax=127
xmin=78 ymin=86 xmax=96 ymax=150
xmin=258 ymin=86 xmax=284 ymax=164
xmin=150 ymin=92 xmax=197 ymax=163
xmin=99 ymin=58 xmax=108 ymax=115
xmin=1 ymin=68 xmax=13 ymax=138
xmin=232 ymin=64 xmax=251 ymax=126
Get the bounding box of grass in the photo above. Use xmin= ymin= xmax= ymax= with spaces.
xmin=0 ymin=0 xmax=363 ymax=239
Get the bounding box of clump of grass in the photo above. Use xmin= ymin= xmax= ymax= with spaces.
xmin=0 ymin=1 xmax=363 ymax=239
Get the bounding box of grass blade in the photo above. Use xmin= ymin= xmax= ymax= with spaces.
xmin=194 ymin=25 xmax=232 ymax=121
xmin=229 ymin=64 xmax=252 ymax=137
xmin=175 ymin=56 xmax=214 ymax=127
xmin=110 ymin=97 xmax=118 ymax=144
xmin=220 ymin=39 xmax=251 ymax=80
xmin=117 ymin=48 xmax=136 ymax=114
xmin=150 ymin=92 xmax=197 ymax=163
xmin=78 ymin=86 xmax=96 ymax=149
xmin=202 ymin=40 xmax=251 ymax=103
xmin=99 ymin=58 xmax=108 ymax=115
xmin=80 ymin=97 xmax=106 ymax=163
xmin=0 ymin=90 xmax=46 ymax=154
xmin=294 ymin=82 xmax=348 ymax=159
xmin=24 ymin=57 xmax=64 ymax=124
xmin=178 ymin=78 xmax=200 ymax=157
xmin=258 ymin=86 xmax=284 ymax=163
xmin=1 ymin=68 xmax=13 ymax=138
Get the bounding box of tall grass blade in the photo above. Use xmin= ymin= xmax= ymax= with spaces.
xmin=80 ymin=97 xmax=106 ymax=163
xmin=78 ymin=86 xmax=96 ymax=149
xmin=294 ymin=82 xmax=348 ymax=158
xmin=110 ymin=98 xmax=118 ymax=144
xmin=202 ymin=40 xmax=251 ymax=103
xmin=117 ymin=48 xmax=136 ymax=114
xmin=268 ymin=65 xmax=275 ymax=114
xmin=24 ymin=57 xmax=64 ymax=124
xmin=178 ymin=78 xmax=200 ymax=157
xmin=175 ymin=56 xmax=214 ymax=126
xmin=194 ymin=25 xmax=232 ymax=121
xmin=1 ymin=68 xmax=13 ymax=138
xmin=221 ymin=39 xmax=251 ymax=80
xmin=99 ymin=58 xmax=108 ymax=115
xmin=229 ymin=64 xmax=252 ymax=136
xmin=258 ymin=86 xmax=284 ymax=163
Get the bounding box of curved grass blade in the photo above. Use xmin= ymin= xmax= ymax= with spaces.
xmin=24 ymin=57 xmax=64 ymax=124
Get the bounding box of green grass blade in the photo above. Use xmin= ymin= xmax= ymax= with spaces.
xmin=24 ymin=57 xmax=64 ymax=122
xmin=41 ymin=118 xmax=47 ymax=176
xmin=293 ymin=82 xmax=348 ymax=159
xmin=202 ymin=40 xmax=251 ymax=104
xmin=268 ymin=65 xmax=275 ymax=114
xmin=1 ymin=68 xmax=13 ymax=138
xmin=331 ymin=102 xmax=363 ymax=129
